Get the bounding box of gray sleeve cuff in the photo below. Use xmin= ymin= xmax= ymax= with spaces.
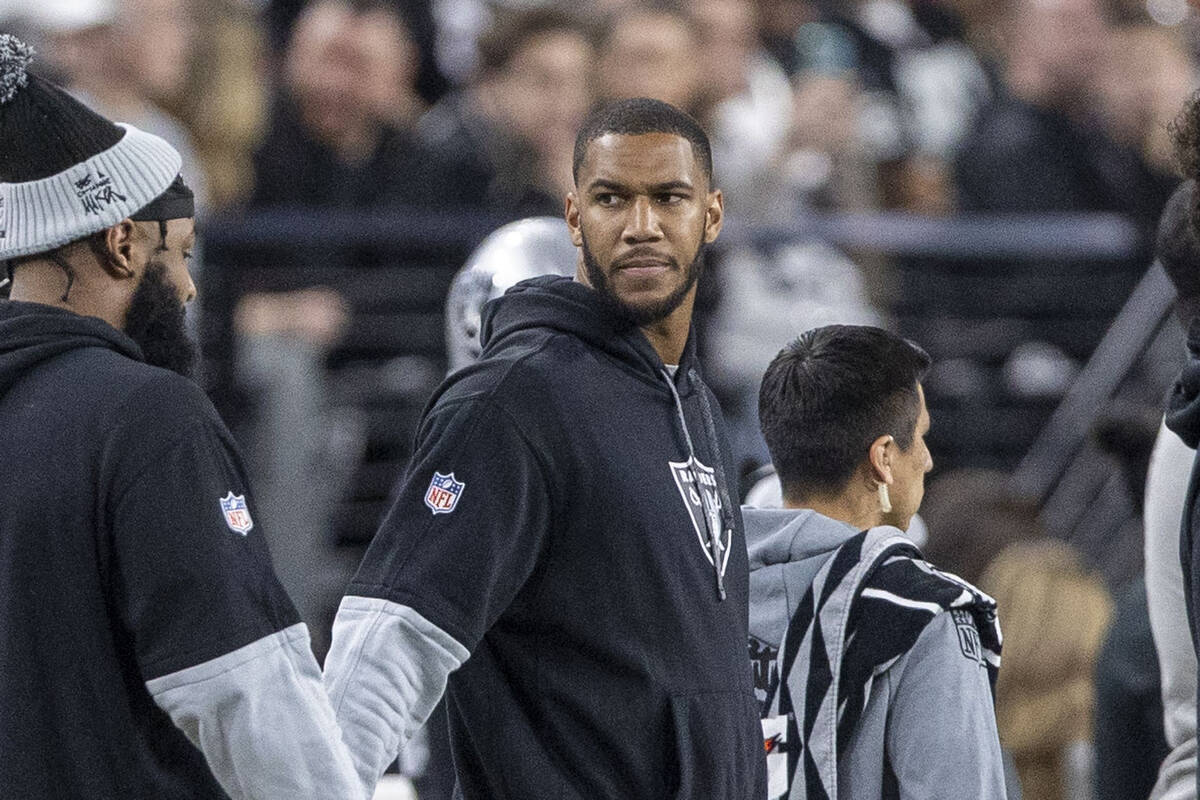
xmin=146 ymin=622 xmax=365 ymax=800
xmin=323 ymin=596 xmax=469 ymax=795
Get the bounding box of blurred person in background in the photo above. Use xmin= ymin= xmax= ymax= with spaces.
xmin=749 ymin=324 xmax=1005 ymax=800
xmin=980 ymin=540 xmax=1114 ymax=800
xmin=687 ymin=0 xmax=793 ymax=213
xmin=817 ymin=0 xmax=991 ymax=214
xmin=919 ymin=467 xmax=1043 ymax=585
xmin=418 ymin=5 xmax=595 ymax=217
xmin=1147 ymin=180 xmax=1200 ymax=800
xmin=1093 ymin=24 xmax=1197 ymax=188
xmin=954 ymin=0 xmax=1173 ymax=227
xmin=157 ymin=0 xmax=270 ymax=210
xmin=13 ymin=0 xmax=208 ymax=207
xmin=594 ymin=1 xmax=703 ymax=115
xmin=251 ymin=0 xmax=428 ymax=217
xmin=702 ymin=15 xmax=883 ymax=468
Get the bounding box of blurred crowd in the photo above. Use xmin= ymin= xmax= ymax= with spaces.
xmin=6 ymin=1 xmax=1200 ymax=798
xmin=5 ymin=0 xmax=1193 ymax=225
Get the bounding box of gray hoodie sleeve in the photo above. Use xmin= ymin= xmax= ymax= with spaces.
xmin=323 ymin=596 xmax=470 ymax=796
xmin=840 ymin=611 xmax=1007 ymax=799
xmin=145 ymin=622 xmax=365 ymax=800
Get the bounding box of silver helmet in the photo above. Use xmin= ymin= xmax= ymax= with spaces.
xmin=445 ymin=217 xmax=578 ymax=373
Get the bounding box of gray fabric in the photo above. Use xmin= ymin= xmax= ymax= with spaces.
xmin=1146 ymin=422 xmax=1198 ymax=800
xmin=145 ymin=622 xmax=364 ymax=800
xmin=838 ymin=611 xmax=1008 ymax=799
xmin=324 ymin=596 xmax=470 ymax=796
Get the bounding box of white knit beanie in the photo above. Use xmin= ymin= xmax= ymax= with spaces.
xmin=0 ymin=34 xmax=183 ymax=260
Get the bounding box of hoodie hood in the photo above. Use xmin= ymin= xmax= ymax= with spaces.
xmin=479 ymin=275 xmax=698 ymax=382
xmin=0 ymin=300 xmax=142 ymax=400
xmin=1167 ymin=315 xmax=1200 ymax=448
xmin=744 ymin=507 xmax=861 ymax=573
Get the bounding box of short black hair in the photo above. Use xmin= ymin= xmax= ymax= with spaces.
xmin=758 ymin=325 xmax=932 ymax=499
xmin=572 ymin=97 xmax=713 ymax=185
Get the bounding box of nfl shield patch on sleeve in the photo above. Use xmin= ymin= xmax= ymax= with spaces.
xmin=219 ymin=492 xmax=254 ymax=535
xmin=425 ymin=471 xmax=465 ymax=515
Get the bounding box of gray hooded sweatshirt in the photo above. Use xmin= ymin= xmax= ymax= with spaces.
xmin=745 ymin=507 xmax=1008 ymax=800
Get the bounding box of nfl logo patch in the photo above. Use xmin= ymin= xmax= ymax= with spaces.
xmin=219 ymin=492 xmax=254 ymax=535
xmin=425 ymin=471 xmax=465 ymax=515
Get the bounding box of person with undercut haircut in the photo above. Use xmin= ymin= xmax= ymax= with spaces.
xmin=0 ymin=36 xmax=362 ymax=799
xmin=748 ymin=324 xmax=1006 ymax=800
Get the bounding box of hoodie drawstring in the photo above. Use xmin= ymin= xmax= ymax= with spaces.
xmin=662 ymin=368 xmax=727 ymax=601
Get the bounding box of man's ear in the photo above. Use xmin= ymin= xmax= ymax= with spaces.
xmin=565 ymin=192 xmax=583 ymax=247
xmin=867 ymin=434 xmax=895 ymax=485
xmin=703 ymin=188 xmax=724 ymax=243
xmin=100 ymin=219 xmax=139 ymax=279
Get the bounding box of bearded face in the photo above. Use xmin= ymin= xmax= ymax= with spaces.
xmin=122 ymin=258 xmax=196 ymax=378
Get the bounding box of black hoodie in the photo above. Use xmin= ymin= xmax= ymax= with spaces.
xmin=334 ymin=276 xmax=766 ymax=798
xmin=0 ymin=300 xmax=304 ymax=798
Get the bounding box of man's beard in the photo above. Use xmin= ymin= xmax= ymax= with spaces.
xmin=123 ymin=260 xmax=197 ymax=378
xmin=581 ymin=228 xmax=706 ymax=327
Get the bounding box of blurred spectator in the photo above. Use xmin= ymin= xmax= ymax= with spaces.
xmin=251 ymin=0 xmax=428 ymax=217
xmin=160 ymin=0 xmax=270 ymax=209
xmin=775 ymin=22 xmax=881 ymax=216
xmin=981 ymin=540 xmax=1114 ymax=800
xmin=15 ymin=0 xmax=208 ymax=207
xmin=1094 ymin=24 xmax=1197 ymax=181
xmin=418 ymin=6 xmax=595 ymax=216
xmin=822 ymin=0 xmax=991 ymax=213
xmin=955 ymin=0 xmax=1174 ymax=226
xmin=595 ymin=1 xmax=702 ymax=114
xmin=230 ymin=0 xmax=433 ymax=659
xmin=920 ymin=468 xmax=1043 ymax=584
xmin=687 ymin=0 xmax=793 ymax=212
xmin=265 ymin=0 xmax=448 ymax=103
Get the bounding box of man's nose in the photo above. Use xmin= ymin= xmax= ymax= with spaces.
xmin=623 ymin=196 xmax=663 ymax=242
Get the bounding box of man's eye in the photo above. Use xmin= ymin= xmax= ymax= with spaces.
xmin=595 ymin=193 xmax=620 ymax=206
xmin=658 ymin=194 xmax=684 ymax=205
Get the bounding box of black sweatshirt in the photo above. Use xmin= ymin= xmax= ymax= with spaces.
xmin=326 ymin=275 xmax=767 ymax=799
xmin=0 ymin=300 xmax=362 ymax=798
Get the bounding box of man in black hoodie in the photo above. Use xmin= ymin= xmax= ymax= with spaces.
xmin=0 ymin=36 xmax=361 ymax=798
xmin=324 ymin=98 xmax=767 ymax=798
